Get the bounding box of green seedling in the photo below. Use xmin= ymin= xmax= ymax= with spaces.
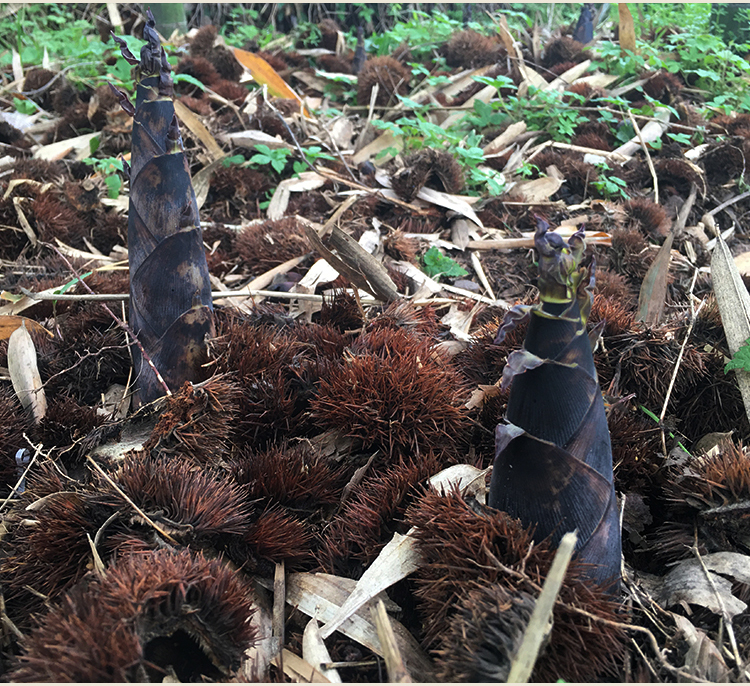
xmin=724 ymin=338 xmax=750 ymax=374
xmin=422 ymin=246 xmax=468 ymax=279
xmin=82 ymin=154 xmax=124 ymax=199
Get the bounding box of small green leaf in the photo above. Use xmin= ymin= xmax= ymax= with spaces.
xmin=222 ymin=154 xmax=245 ymax=168
xmin=173 ymin=73 xmax=206 ymax=91
xmin=725 ymin=337 xmax=750 ymax=373
xmin=422 ymin=246 xmax=469 ymax=279
xmin=104 ymin=174 xmax=122 ymax=199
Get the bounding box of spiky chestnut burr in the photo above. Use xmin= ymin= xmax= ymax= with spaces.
xmin=408 ymin=489 xmax=627 ymax=682
xmin=11 ymin=548 xmax=256 ymax=682
xmin=489 ymin=219 xmax=621 ymax=590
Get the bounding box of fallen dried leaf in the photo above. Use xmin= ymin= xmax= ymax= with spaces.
xmin=0 ymin=315 xmax=52 ymax=340
xmin=303 ymin=618 xmax=341 ymax=683
xmin=710 ymin=218 xmax=750 ymax=422
xmin=320 ymin=530 xmax=422 ymax=639
xmin=173 ymin=99 xmax=225 ymax=161
xmin=637 ymin=231 xmax=673 ymax=326
xmin=657 ymin=554 xmax=750 ymax=619
xmin=8 ymin=322 xmax=47 ymax=423
xmin=618 ymin=4 xmax=637 ymax=53
xmin=234 ymin=48 xmax=309 ymax=115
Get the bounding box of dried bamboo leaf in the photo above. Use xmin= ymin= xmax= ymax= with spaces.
xmin=672 ymin=614 xmax=730 ymax=682
xmin=12 ymin=48 xmax=22 ymax=82
xmin=303 ymin=619 xmax=342 ymax=683
xmin=222 ymin=129 xmax=295 ymax=150
xmin=0 ymin=315 xmax=51 ymax=340
xmin=613 ymin=107 xmax=670 ymax=158
xmin=483 ymin=121 xmax=527 ymax=155
xmin=285 ymin=573 xmax=432 ymax=677
xmin=273 ymin=649 xmax=331 ymax=683
xmin=657 ymin=556 xmax=749 ymax=619
xmin=427 ymin=464 xmax=489 ymax=501
xmin=371 ymin=600 xmax=412 ymax=683
xmin=710 ymin=223 xmax=750 ymax=421
xmin=8 ymin=322 xmax=47 ymax=423
xmin=509 ymin=176 xmax=563 ymax=203
xmin=618 ymin=4 xmax=637 ymax=53
xmin=267 ymin=172 xmax=326 ymax=221
xmin=33 ymin=132 xmax=99 ymax=162
xmin=352 ymin=130 xmax=404 ymax=165
xmin=545 ymin=60 xmax=592 ymax=91
xmin=637 ymin=231 xmax=673 ymax=326
xmin=320 ymin=530 xmax=422 ymax=639
xmin=173 ymin=99 xmax=225 ymax=161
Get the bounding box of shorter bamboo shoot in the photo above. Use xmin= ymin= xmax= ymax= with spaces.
xmin=489 ymin=219 xmax=621 ymax=590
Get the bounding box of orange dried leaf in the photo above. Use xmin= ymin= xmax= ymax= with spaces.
xmin=618 ymin=4 xmax=637 ymax=53
xmin=233 ymin=48 xmax=310 ymax=117
xmin=0 ymin=315 xmax=52 ymax=340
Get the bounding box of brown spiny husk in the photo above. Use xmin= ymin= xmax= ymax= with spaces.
xmin=542 ymin=36 xmax=587 ymax=68
xmin=366 ymin=299 xmax=441 ymax=338
xmin=143 ymin=377 xmax=242 ymax=463
xmin=0 ymin=477 xmax=110 ymax=626
xmin=230 ymin=441 xmax=344 ymax=511
xmin=570 ymin=131 xmax=613 ymax=151
xmin=608 ymin=225 xmax=651 ymax=281
xmin=433 ymin=582 xmax=535 ymax=682
xmin=391 ymin=148 xmax=465 ymax=202
xmin=310 ymin=327 xmax=469 ymax=457
xmin=624 ymin=196 xmax=672 ymax=238
xmin=356 ymin=56 xmax=410 ymax=107
xmin=442 ymin=30 xmax=505 ymax=68
xmin=702 ymin=140 xmax=746 ymax=184
xmin=0 ymin=389 xmax=32 ymax=495
xmin=40 ymin=304 xmax=130 ymax=406
xmin=30 ymin=395 xmax=104 ymax=458
xmin=590 ymin=292 xmax=636 ymax=336
xmin=234 ymin=216 xmax=310 ymax=274
xmin=319 ymin=289 xmax=365 ymax=333
xmin=190 ymin=24 xmax=217 ymax=55
xmin=11 ymin=548 xmax=256 ymax=682
xmin=407 ymin=489 xmax=627 ymax=681
xmin=317 ymin=452 xmax=442 ymax=574
xmin=659 ymin=440 xmax=750 ymax=560
xmin=383 ymin=229 xmax=419 ymax=262
xmin=212 ymin=79 xmax=249 ymax=105
xmin=10 ymin=583 xmax=144 ymax=682
xmin=317 ymin=53 xmax=353 ymax=74
xmin=206 ymin=165 xmax=273 ymax=222
xmin=642 ymin=69 xmax=683 ymax=104
xmin=594 ymin=267 xmax=638 ymax=308
xmin=99 ymin=452 xmax=251 ymax=542
xmin=211 ymin=320 xmax=324 ymax=447
xmin=317 ymin=18 xmax=342 ymax=52
xmin=175 ymin=55 xmax=221 ymax=88
xmin=238 ymin=504 xmax=312 ymax=569
xmin=190 ymin=25 xmax=243 ymax=82
xmin=603 ymin=324 xmax=749 ymax=441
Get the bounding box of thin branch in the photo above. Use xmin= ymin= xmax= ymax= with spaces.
xmin=628 ymin=109 xmax=658 ymax=205
xmin=86 ymin=456 xmax=179 ymax=545
xmin=707 ymin=188 xmax=750 ymax=218
xmin=0 ymin=436 xmax=43 ymax=514
xmin=659 ymin=272 xmax=705 ymax=424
